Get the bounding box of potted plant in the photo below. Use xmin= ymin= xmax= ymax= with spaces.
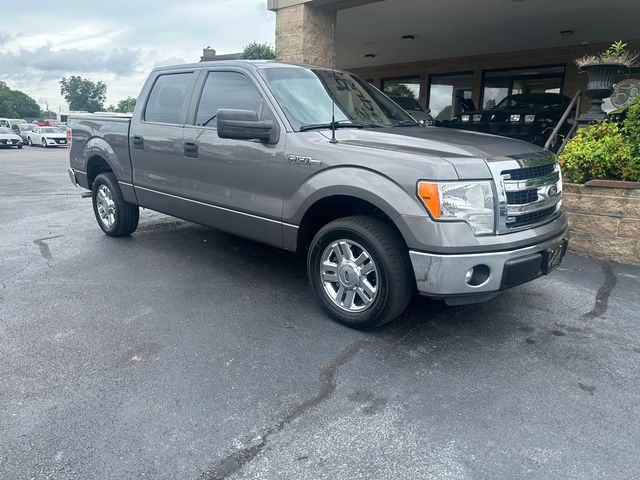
xmin=576 ymin=41 xmax=638 ymax=121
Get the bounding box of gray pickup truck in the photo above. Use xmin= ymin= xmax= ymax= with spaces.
xmin=68 ymin=60 xmax=568 ymax=329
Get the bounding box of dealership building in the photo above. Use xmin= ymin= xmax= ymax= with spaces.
xmin=266 ymin=0 xmax=640 ymax=120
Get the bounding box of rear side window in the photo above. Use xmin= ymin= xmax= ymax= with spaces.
xmin=195 ymin=71 xmax=265 ymax=127
xmin=144 ymin=73 xmax=193 ymax=124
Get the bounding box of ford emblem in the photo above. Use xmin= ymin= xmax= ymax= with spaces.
xmin=547 ymin=185 xmax=559 ymax=197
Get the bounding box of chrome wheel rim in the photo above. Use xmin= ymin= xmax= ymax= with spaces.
xmin=96 ymin=185 xmax=116 ymax=228
xmin=320 ymin=239 xmax=378 ymax=312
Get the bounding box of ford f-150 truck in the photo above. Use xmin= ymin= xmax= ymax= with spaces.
xmin=68 ymin=61 xmax=568 ymax=329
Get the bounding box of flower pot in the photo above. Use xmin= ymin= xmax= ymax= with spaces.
xmin=580 ymin=62 xmax=629 ymax=121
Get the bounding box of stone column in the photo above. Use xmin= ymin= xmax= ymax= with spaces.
xmin=275 ymin=3 xmax=337 ymax=68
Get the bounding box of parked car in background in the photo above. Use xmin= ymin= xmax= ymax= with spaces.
xmin=389 ymin=96 xmax=434 ymax=125
xmin=0 ymin=127 xmax=24 ymax=148
xmin=43 ymin=119 xmax=67 ymax=130
xmin=441 ymin=93 xmax=573 ymax=151
xmin=0 ymin=118 xmax=28 ymax=132
xmin=16 ymin=124 xmax=35 ymax=142
xmin=27 ymin=126 xmax=68 ymax=147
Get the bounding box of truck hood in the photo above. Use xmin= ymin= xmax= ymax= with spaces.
xmin=319 ymin=126 xmax=545 ymax=158
xmin=318 ymin=126 xmax=549 ymax=180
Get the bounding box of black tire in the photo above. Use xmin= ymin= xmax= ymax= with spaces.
xmin=42 ymin=138 xmax=47 ymax=148
xmin=307 ymin=215 xmax=414 ymax=330
xmin=91 ymin=172 xmax=139 ymax=237
xmin=18 ymin=145 xmax=23 ymax=149
xmin=28 ymin=137 xmax=32 ymax=146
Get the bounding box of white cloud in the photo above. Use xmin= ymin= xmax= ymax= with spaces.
xmin=0 ymin=0 xmax=275 ymax=113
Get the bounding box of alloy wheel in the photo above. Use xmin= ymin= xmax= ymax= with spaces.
xmin=320 ymin=239 xmax=378 ymax=312
xmin=96 ymin=184 xmax=116 ymax=228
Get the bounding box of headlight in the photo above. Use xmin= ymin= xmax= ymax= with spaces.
xmin=417 ymin=181 xmax=495 ymax=235
xmin=509 ymin=114 xmax=521 ymax=122
xmin=460 ymin=115 xmax=470 ymax=122
xmin=524 ymin=114 xmax=536 ymax=123
xmin=472 ymin=114 xmax=483 ymax=122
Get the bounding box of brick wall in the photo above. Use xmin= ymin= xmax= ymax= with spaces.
xmin=563 ymin=183 xmax=640 ymax=265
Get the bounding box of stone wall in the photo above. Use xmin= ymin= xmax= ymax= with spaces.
xmin=563 ymin=182 xmax=640 ymax=265
xmin=275 ymin=3 xmax=336 ymax=67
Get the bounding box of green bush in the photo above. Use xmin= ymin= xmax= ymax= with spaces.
xmin=559 ymin=95 xmax=640 ymax=183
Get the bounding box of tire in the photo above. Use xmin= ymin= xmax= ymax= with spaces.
xmin=307 ymin=215 xmax=414 ymax=329
xmin=42 ymin=138 xmax=47 ymax=148
xmin=28 ymin=137 xmax=32 ymax=146
xmin=18 ymin=145 xmax=22 ymax=149
xmin=91 ymin=172 xmax=139 ymax=237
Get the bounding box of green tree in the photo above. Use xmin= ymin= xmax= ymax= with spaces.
xmin=59 ymin=76 xmax=107 ymax=112
xmin=0 ymin=81 xmax=41 ymax=118
xmin=116 ymin=97 xmax=136 ymax=113
xmin=41 ymin=110 xmax=58 ymax=119
xmin=241 ymin=42 xmax=278 ymax=60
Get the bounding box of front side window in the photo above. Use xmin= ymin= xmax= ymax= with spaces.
xmin=144 ymin=72 xmax=193 ymax=124
xmin=260 ymin=67 xmax=416 ymax=130
xmin=195 ymin=71 xmax=265 ymax=127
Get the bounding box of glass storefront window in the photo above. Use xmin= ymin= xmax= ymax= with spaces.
xmin=381 ymin=77 xmax=421 ymax=101
xmin=482 ymin=65 xmax=565 ymax=109
xmin=428 ymin=72 xmax=473 ymax=121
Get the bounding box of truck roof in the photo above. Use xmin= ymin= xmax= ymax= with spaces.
xmin=152 ymin=60 xmax=336 ymax=73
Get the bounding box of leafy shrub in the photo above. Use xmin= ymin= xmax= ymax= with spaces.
xmin=559 ymin=94 xmax=640 ymax=183
xmin=623 ymin=93 xmax=640 ymax=161
xmin=559 ymin=122 xmax=638 ymax=183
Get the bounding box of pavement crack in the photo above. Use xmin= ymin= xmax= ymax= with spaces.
xmin=581 ymin=263 xmax=617 ymax=321
xmin=198 ymin=323 xmax=414 ymax=480
xmin=33 ymin=235 xmax=63 ymax=260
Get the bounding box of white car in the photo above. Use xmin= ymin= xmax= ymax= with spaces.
xmin=27 ymin=126 xmax=68 ymax=148
xmin=0 ymin=127 xmax=24 ymax=148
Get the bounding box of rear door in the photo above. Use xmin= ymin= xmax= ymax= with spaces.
xmin=129 ymin=69 xmax=197 ymax=212
xmin=179 ymin=68 xmax=287 ymax=248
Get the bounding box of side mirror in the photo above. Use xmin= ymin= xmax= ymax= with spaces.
xmin=217 ymin=109 xmax=275 ymax=142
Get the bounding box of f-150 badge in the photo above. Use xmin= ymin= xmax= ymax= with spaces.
xmin=287 ymin=154 xmax=321 ymax=165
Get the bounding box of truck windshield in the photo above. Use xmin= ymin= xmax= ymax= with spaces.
xmin=260 ymin=67 xmax=417 ymax=131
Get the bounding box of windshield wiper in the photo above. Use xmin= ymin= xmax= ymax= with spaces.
xmin=299 ymin=121 xmax=363 ymax=132
xmin=391 ymin=120 xmax=420 ymax=127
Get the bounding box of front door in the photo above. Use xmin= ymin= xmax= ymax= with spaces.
xmin=180 ymin=69 xmax=286 ymax=248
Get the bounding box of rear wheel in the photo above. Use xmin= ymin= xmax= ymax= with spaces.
xmin=307 ymin=216 xmax=414 ymax=329
xmin=91 ymin=172 xmax=139 ymax=237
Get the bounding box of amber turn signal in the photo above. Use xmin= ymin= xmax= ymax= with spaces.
xmin=417 ymin=182 xmax=441 ymax=218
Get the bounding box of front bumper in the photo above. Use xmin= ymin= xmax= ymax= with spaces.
xmin=409 ymin=230 xmax=568 ymax=301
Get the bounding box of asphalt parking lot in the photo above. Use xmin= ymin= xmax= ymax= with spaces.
xmin=1 ymin=146 xmax=639 ymax=480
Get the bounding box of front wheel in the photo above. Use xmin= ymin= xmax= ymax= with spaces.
xmin=28 ymin=137 xmax=32 ymax=146
xmin=307 ymin=216 xmax=414 ymax=329
xmin=42 ymin=138 xmax=47 ymax=148
xmin=91 ymin=172 xmax=139 ymax=237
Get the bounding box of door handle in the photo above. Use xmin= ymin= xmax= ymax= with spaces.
xmin=133 ymin=135 xmax=144 ymax=149
xmin=184 ymin=142 xmax=198 ymax=158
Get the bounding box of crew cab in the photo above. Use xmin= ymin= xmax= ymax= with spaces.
xmin=68 ymin=61 xmax=568 ymax=329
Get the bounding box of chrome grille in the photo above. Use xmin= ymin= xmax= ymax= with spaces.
xmin=486 ymin=152 xmax=562 ymax=233
xmin=502 ymin=163 xmax=555 ymax=181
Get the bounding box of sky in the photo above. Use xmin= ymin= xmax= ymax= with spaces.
xmin=0 ymin=0 xmax=275 ymax=113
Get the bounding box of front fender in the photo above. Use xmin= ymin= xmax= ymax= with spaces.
xmin=284 ymin=166 xmax=426 ymax=225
